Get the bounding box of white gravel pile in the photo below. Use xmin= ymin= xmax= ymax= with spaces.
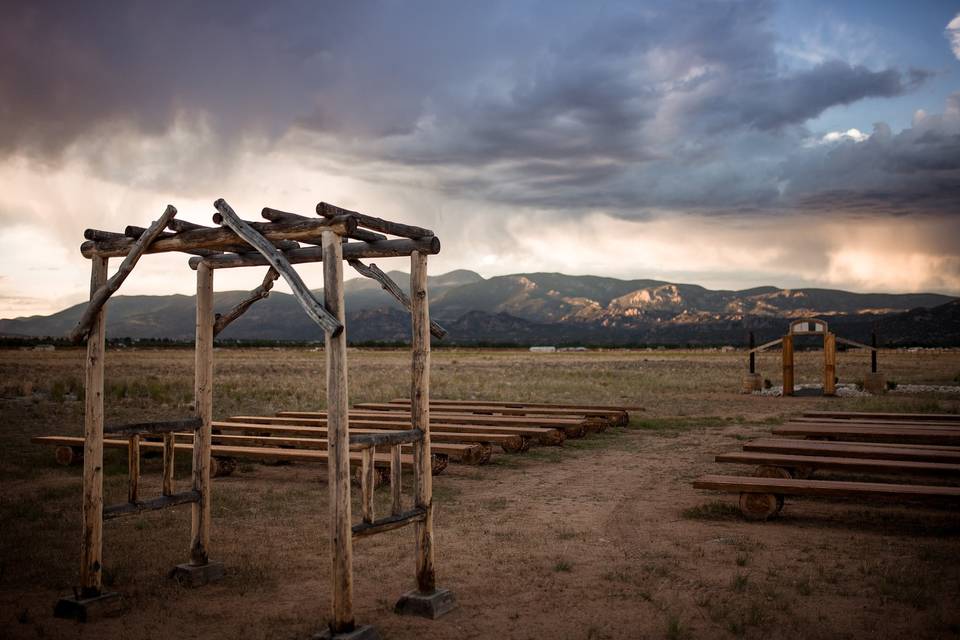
xmin=890 ymin=384 xmax=960 ymax=395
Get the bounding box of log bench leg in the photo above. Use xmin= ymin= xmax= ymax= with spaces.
xmin=739 ymin=465 xmax=790 ymax=520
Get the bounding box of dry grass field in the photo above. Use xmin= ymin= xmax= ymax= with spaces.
xmin=1 ymin=346 xmax=959 ymax=639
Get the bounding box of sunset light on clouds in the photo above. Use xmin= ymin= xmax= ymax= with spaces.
xmin=1 ymin=1 xmax=959 ymax=318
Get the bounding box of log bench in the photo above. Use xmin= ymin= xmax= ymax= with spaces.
xmin=32 ymin=435 xmax=448 ymax=477
xmin=275 ymin=410 xmax=596 ymax=437
xmin=772 ymin=423 xmax=960 ymax=446
xmin=715 ymin=451 xmax=960 ymax=477
xmin=189 ymin=431 xmax=492 ymax=465
xmin=214 ymin=420 xmax=529 ymax=453
xmin=803 ymin=411 xmax=960 ymax=423
xmin=791 ymin=417 xmax=960 ymax=428
xmin=692 ymin=474 xmax=960 ymax=520
xmin=233 ymin=415 xmax=566 ymax=445
xmin=373 ymin=399 xmax=630 ymax=426
xmin=743 ymin=438 xmax=960 ymax=464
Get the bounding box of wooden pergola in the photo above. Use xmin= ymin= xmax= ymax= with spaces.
xmin=55 ymin=198 xmax=454 ymax=637
xmin=745 ymin=318 xmax=881 ymax=396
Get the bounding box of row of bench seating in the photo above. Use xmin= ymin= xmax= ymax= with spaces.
xmin=693 ymin=411 xmax=960 ymax=520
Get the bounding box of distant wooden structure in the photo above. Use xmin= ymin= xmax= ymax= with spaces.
xmin=54 ymin=198 xmax=453 ymax=636
xmin=745 ymin=319 xmax=882 ymax=396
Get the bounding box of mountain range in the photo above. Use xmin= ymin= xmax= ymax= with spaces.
xmin=2 ymin=270 xmax=958 ymax=346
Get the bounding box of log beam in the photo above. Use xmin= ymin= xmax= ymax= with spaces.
xmin=189 ymin=236 xmax=441 ymax=270
xmin=214 ymin=199 xmax=343 ymax=336
xmin=262 ymin=207 xmax=387 ymax=243
xmin=348 ymin=259 xmax=448 ymax=339
xmin=212 ymin=268 xmax=279 ymax=336
xmin=317 ymin=202 xmax=434 ymax=239
xmin=69 ymin=205 xmax=178 ymax=342
xmin=80 ymin=211 xmax=352 ymax=258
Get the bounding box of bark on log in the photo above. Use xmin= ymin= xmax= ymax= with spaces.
xmin=84 ymin=229 xmax=126 ymax=242
xmin=69 ymin=205 xmax=178 ymax=342
xmin=317 ymin=202 xmax=434 ymax=239
xmin=124 ymin=225 xmax=222 ymax=257
xmin=263 ymin=207 xmax=387 ymax=243
xmin=103 ymin=490 xmax=200 ymax=520
xmin=190 ymin=263 xmax=214 ymax=566
xmin=80 ymin=211 xmax=349 ymax=258
xmin=322 ymin=229 xmax=355 ymax=633
xmin=80 ymin=256 xmax=108 ymax=596
xmin=212 ymin=268 xmax=279 ymax=336
xmin=214 ymin=198 xmax=343 ymax=336
xmin=167 ymin=219 xmax=208 ymax=233
xmin=189 ymin=236 xmax=441 ymax=270
xmin=348 ymin=259 xmax=448 ymax=339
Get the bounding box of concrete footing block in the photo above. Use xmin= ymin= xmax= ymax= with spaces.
xmin=741 ymin=373 xmax=763 ymax=393
xmin=53 ymin=590 xmax=122 ymax=622
xmin=394 ymin=588 xmax=456 ymax=619
xmin=170 ymin=561 xmax=225 ymax=588
xmin=312 ymin=624 xmax=380 ymax=640
xmin=863 ymin=372 xmax=887 ymax=394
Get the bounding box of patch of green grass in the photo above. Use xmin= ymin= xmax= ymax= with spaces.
xmin=731 ymin=573 xmax=748 ymax=592
xmin=553 ymin=559 xmax=572 ymax=573
xmin=486 ymin=496 xmax=510 ymax=511
xmin=681 ymin=501 xmax=741 ymax=521
xmin=665 ymin=615 xmax=689 ymax=640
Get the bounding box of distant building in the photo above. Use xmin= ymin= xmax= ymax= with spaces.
xmin=529 ymin=346 xmax=557 ymax=353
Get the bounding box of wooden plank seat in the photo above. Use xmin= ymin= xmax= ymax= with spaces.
xmin=743 ymin=438 xmax=960 ymax=464
xmin=213 ymin=420 xmax=528 ymax=454
xmin=715 ymin=451 xmax=960 ymax=476
xmin=791 ymin=417 xmax=960 ymax=428
xmin=182 ymin=431 xmax=492 ymax=465
xmin=275 ymin=410 xmax=595 ymax=437
xmin=376 ymin=399 xmax=629 ymax=426
xmin=772 ymin=424 xmax=960 ymax=446
xmin=804 ymin=411 xmax=960 ymax=423
xmin=31 ymin=435 xmax=448 ymax=476
xmin=235 ymin=414 xmax=566 ymax=445
xmin=411 ymin=397 xmax=640 ymax=412
xmin=692 ymin=474 xmax=960 ymax=520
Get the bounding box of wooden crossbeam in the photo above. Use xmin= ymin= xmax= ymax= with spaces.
xmin=212 ymin=268 xmax=279 ymax=336
xmin=214 ymin=198 xmax=342 ymax=336
xmin=347 ymin=259 xmax=448 ymax=339
xmin=104 ymin=490 xmax=200 ymax=521
xmin=104 ymin=417 xmax=203 ymax=437
xmin=189 ymin=236 xmax=441 ymax=270
xmin=80 ymin=209 xmax=353 ymax=258
xmin=804 ymin=411 xmax=960 ymax=423
xmin=351 ymin=507 xmax=426 ymax=539
xmin=262 ymin=207 xmax=387 ymax=243
xmin=69 ymin=205 xmax=178 ymax=342
xmin=317 ymin=202 xmax=434 ymax=239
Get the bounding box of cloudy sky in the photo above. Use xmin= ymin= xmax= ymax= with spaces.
xmin=2 ymin=0 xmax=959 ymax=318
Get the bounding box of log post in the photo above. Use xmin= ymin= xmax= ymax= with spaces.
xmin=361 ymin=447 xmax=375 ymax=525
xmin=871 ymin=331 xmax=878 ymax=373
xmin=410 ymin=251 xmax=435 ymax=594
xmin=323 ymin=230 xmax=355 ymax=634
xmin=80 ymin=256 xmax=108 ymax=597
xmin=191 ymin=263 xmax=214 ymax=566
xmin=162 ymin=433 xmax=175 ymax=496
xmin=391 ymin=444 xmax=402 ymax=516
xmin=748 ymin=332 xmax=755 ymax=374
xmin=127 ymin=435 xmax=140 ymax=504
xmin=824 ymin=332 xmax=837 ymax=396
xmin=394 ymin=251 xmax=455 ymax=619
xmin=782 ymin=334 xmax=794 ymax=396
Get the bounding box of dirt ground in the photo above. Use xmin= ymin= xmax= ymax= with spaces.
xmin=1 ymin=347 xmax=959 ymax=639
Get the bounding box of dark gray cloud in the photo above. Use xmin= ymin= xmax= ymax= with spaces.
xmin=0 ymin=0 xmax=950 ymax=222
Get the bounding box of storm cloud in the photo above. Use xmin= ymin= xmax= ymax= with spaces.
xmin=1 ymin=0 xmax=958 ymax=317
